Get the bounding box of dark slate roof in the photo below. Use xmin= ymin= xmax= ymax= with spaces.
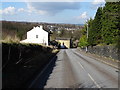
xmin=56 ymin=37 xmax=71 ymax=40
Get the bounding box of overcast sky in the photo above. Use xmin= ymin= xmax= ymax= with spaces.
xmin=0 ymin=0 xmax=105 ymax=24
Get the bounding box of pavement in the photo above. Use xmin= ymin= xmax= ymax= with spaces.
xmin=29 ymin=49 xmax=119 ymax=88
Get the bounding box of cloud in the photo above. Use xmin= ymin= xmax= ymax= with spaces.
xmin=1 ymin=6 xmax=16 ymax=15
xmin=18 ymin=8 xmax=25 ymax=12
xmin=90 ymin=0 xmax=105 ymax=10
xmin=0 ymin=10 xmax=2 ymax=14
xmin=92 ymin=0 xmax=105 ymax=5
xmin=27 ymin=3 xmax=46 ymax=15
xmin=26 ymin=2 xmax=80 ymax=15
xmin=75 ymin=11 xmax=88 ymax=23
xmin=2 ymin=0 xmax=95 ymax=2
xmin=78 ymin=12 xmax=88 ymax=19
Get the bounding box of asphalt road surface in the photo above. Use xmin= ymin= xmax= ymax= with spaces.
xmin=29 ymin=49 xmax=119 ymax=88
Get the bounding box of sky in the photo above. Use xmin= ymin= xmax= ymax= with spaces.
xmin=0 ymin=0 xmax=105 ymax=24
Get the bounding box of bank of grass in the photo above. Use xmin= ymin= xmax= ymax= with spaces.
xmin=1 ymin=35 xmax=20 ymax=43
xmin=2 ymin=42 xmax=59 ymax=88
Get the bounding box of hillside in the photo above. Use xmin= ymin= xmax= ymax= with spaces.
xmin=2 ymin=21 xmax=40 ymax=40
xmin=2 ymin=21 xmax=84 ymax=41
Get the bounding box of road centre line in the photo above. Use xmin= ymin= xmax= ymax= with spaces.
xmin=77 ymin=61 xmax=101 ymax=88
xmin=87 ymin=73 xmax=101 ymax=88
xmin=78 ymin=62 xmax=84 ymax=70
xmin=71 ymin=50 xmax=101 ymax=88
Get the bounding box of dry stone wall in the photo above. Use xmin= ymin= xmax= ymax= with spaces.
xmin=87 ymin=45 xmax=120 ymax=60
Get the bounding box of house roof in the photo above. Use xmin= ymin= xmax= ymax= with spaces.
xmin=56 ymin=37 xmax=71 ymax=40
xmin=27 ymin=25 xmax=49 ymax=33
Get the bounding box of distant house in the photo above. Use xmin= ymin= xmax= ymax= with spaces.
xmin=20 ymin=26 xmax=49 ymax=45
xmin=56 ymin=38 xmax=71 ymax=48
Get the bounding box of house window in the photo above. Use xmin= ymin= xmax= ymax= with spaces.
xmin=36 ymin=35 xmax=38 ymax=38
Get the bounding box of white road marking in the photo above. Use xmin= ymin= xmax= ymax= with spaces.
xmin=78 ymin=61 xmax=101 ymax=88
xmin=88 ymin=73 xmax=101 ymax=88
xmin=75 ymin=49 xmax=119 ymax=69
xmin=78 ymin=62 xmax=84 ymax=70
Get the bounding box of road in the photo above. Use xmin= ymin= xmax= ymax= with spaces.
xmin=29 ymin=49 xmax=119 ymax=88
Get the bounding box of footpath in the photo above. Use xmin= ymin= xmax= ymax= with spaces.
xmin=77 ymin=48 xmax=120 ymax=70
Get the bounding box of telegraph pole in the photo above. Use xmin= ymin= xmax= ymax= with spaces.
xmin=87 ymin=23 xmax=88 ymax=39
xmin=86 ymin=23 xmax=88 ymax=53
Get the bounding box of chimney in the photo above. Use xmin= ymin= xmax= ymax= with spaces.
xmin=40 ymin=25 xmax=43 ymax=29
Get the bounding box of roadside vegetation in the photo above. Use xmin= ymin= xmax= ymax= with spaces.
xmin=2 ymin=21 xmax=40 ymax=40
xmin=78 ymin=1 xmax=120 ymax=48
xmin=2 ymin=21 xmax=84 ymax=48
xmin=2 ymin=42 xmax=58 ymax=88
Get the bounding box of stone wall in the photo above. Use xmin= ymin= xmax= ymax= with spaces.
xmin=87 ymin=45 xmax=120 ymax=60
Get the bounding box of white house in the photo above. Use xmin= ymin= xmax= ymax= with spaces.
xmin=20 ymin=25 xmax=49 ymax=46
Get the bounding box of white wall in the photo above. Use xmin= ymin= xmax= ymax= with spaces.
xmin=20 ymin=26 xmax=48 ymax=45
